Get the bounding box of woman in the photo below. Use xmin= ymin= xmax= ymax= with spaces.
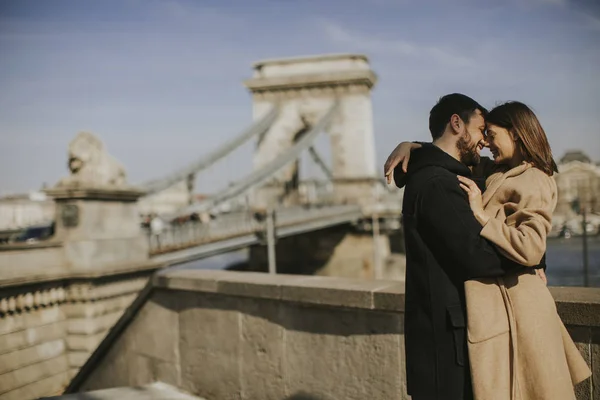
xmin=385 ymin=101 xmax=590 ymax=399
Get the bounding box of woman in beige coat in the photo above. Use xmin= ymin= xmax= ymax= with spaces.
xmin=385 ymin=101 xmax=591 ymax=399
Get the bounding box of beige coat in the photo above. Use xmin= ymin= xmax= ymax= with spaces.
xmin=466 ymin=161 xmax=591 ymax=400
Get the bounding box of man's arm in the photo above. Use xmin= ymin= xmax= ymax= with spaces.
xmin=419 ymin=175 xmax=523 ymax=282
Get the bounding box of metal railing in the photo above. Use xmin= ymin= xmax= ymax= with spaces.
xmin=148 ymin=203 xmax=361 ymax=255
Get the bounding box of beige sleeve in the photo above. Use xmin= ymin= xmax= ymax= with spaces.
xmin=480 ymin=173 xmax=557 ymax=267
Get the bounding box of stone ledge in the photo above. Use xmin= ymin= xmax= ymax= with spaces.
xmin=0 ymin=241 xmax=63 ymax=252
xmin=0 ymin=260 xmax=162 ymax=289
xmin=244 ymin=70 xmax=377 ymax=92
xmin=153 ymin=269 xmax=405 ymax=312
xmin=252 ymin=53 xmax=369 ymax=69
xmin=550 ymin=287 xmax=600 ymax=327
xmin=45 ymin=187 xmax=146 ymax=202
xmin=154 ymin=270 xmax=600 ymax=326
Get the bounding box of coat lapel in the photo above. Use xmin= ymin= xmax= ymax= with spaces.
xmin=482 ymin=163 xmax=531 ymax=207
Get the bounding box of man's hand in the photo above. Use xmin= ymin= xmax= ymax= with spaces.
xmin=384 ymin=142 xmax=422 ymax=184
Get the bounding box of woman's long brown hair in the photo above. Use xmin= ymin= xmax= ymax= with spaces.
xmin=486 ymin=101 xmax=558 ymax=176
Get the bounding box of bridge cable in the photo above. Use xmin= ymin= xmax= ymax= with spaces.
xmin=308 ymin=146 xmax=334 ymax=181
xmin=166 ymin=101 xmax=340 ymax=218
xmin=140 ymin=105 xmax=280 ymax=195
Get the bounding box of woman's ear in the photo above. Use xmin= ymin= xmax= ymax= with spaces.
xmin=510 ymin=129 xmax=519 ymax=142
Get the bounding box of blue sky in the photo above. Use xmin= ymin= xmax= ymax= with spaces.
xmin=1 ymin=0 xmax=599 ymax=195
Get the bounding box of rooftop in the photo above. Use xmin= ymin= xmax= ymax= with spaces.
xmin=560 ymin=150 xmax=593 ymax=164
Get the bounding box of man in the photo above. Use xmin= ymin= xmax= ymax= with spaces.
xmin=150 ymin=213 xmax=164 ymax=248
xmin=385 ymin=94 xmax=524 ymax=399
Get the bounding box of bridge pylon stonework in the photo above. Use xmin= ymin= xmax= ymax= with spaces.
xmin=244 ymin=54 xmax=380 ymax=208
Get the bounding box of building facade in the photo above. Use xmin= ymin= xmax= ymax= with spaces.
xmin=552 ymin=150 xmax=600 ymax=234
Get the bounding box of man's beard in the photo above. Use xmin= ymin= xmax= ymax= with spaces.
xmin=456 ymin=131 xmax=480 ymax=167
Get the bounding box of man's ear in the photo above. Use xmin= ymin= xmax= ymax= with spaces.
xmin=449 ymin=114 xmax=463 ymax=135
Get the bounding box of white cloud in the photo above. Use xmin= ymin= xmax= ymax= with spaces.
xmin=580 ymin=13 xmax=600 ymax=30
xmin=319 ymin=19 xmax=473 ymax=68
xmin=531 ymin=0 xmax=567 ymax=5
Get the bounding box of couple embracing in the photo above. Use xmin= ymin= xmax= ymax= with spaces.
xmin=383 ymin=94 xmax=591 ymax=400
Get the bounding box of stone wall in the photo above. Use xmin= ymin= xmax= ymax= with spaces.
xmin=0 ymin=268 xmax=157 ymax=400
xmin=68 ymin=270 xmax=599 ymax=400
xmin=0 ymin=283 xmax=68 ymax=399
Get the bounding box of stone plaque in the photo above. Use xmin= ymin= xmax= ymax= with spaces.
xmin=61 ymin=204 xmax=79 ymax=227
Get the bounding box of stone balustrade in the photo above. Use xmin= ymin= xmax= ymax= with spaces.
xmin=0 ymin=266 xmax=159 ymax=400
xmin=64 ymin=270 xmax=600 ymax=400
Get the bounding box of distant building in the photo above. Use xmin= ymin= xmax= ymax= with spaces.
xmin=559 ymin=150 xmax=592 ymax=164
xmin=553 ymin=150 xmax=600 ymax=232
xmin=0 ymin=192 xmax=55 ymax=230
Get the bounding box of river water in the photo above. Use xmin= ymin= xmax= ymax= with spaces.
xmin=545 ymin=236 xmax=600 ymax=287
xmin=173 ymin=236 xmax=600 ymax=288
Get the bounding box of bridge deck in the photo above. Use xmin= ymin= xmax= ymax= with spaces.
xmin=150 ymin=204 xmax=364 ymax=266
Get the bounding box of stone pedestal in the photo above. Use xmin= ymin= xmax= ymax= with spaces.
xmin=0 ymin=133 xmax=161 ymax=399
xmin=45 ymin=187 xmax=149 ymax=271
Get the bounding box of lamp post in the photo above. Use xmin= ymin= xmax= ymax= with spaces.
xmin=582 ymin=206 xmax=589 ymax=287
xmin=266 ymin=208 xmax=276 ymax=275
xmin=576 ymin=181 xmax=590 ymax=287
xmin=372 ymin=212 xmax=382 ymax=279
xmin=372 ymin=199 xmax=385 ymax=280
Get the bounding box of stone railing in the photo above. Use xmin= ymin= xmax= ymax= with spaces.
xmin=0 ymin=264 xmax=160 ymax=400
xmin=65 ymin=270 xmax=600 ymax=400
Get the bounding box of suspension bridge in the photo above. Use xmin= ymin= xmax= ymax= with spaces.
xmin=132 ymin=54 xmax=402 ymax=270
xmin=3 ymin=53 xmax=403 ymax=276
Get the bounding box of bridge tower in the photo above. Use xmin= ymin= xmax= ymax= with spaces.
xmin=244 ymin=54 xmax=379 ymax=208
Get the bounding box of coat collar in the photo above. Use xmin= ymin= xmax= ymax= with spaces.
xmin=482 ymin=162 xmax=532 ymax=207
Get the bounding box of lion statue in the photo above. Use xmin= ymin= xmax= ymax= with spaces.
xmin=55 ymin=132 xmax=127 ymax=188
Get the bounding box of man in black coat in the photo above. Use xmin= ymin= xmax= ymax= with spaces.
xmin=393 ymin=94 xmax=525 ymax=400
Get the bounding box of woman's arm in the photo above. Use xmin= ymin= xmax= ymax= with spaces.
xmin=458 ymin=172 xmax=557 ymax=267
xmin=480 ymin=200 xmax=553 ymax=267
xmin=384 ymin=141 xmax=423 ymax=184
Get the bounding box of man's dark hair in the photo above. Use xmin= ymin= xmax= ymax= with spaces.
xmin=429 ymin=93 xmax=488 ymax=139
